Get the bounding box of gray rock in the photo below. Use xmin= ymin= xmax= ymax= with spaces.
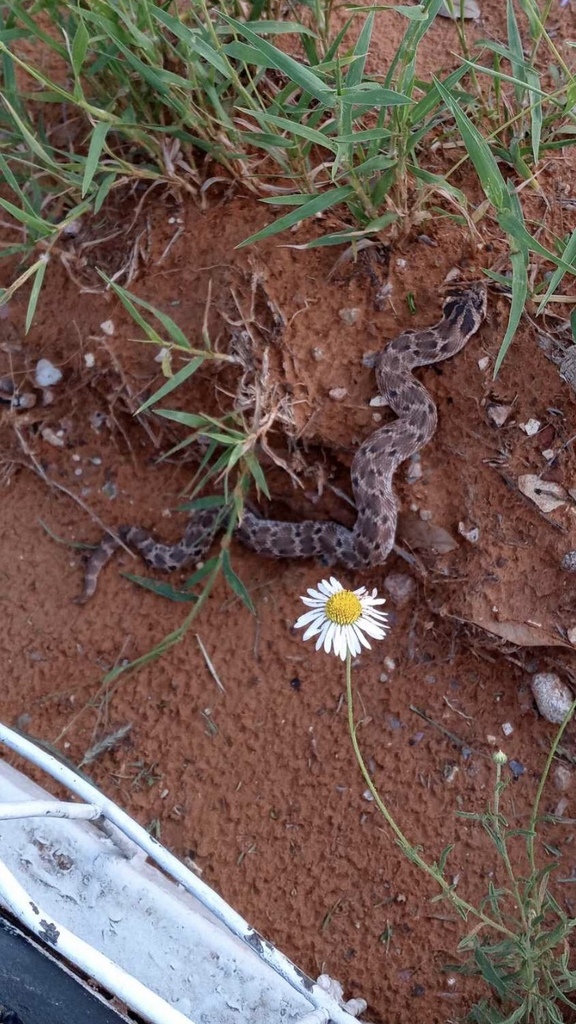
xmin=531 ymin=672 xmax=574 ymax=724
xmin=383 ymin=572 xmax=415 ymax=608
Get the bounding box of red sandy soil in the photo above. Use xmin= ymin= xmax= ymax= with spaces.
xmin=1 ymin=3 xmax=576 ymax=1022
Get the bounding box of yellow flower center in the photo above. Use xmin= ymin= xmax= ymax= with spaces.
xmin=325 ymin=590 xmax=362 ymax=625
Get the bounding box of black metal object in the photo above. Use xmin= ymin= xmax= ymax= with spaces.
xmin=0 ymin=914 xmax=130 ymax=1024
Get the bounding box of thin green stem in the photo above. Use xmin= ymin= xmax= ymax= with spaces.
xmin=492 ymin=764 xmax=528 ymax=931
xmin=527 ymin=697 xmax=576 ymax=874
xmin=344 ymin=653 xmax=514 ymax=939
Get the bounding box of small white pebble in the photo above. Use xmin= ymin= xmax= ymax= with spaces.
xmin=396 ymin=258 xmax=407 ymax=270
xmin=84 ymin=352 xmax=95 ymax=368
xmin=541 ymin=449 xmax=556 ymax=461
xmin=61 ymin=218 xmax=82 ymax=237
xmin=458 ymin=521 xmax=479 ymax=543
xmin=372 ymin=412 xmax=382 ymax=423
xmin=328 ymin=387 xmax=348 ymax=402
xmin=100 ymin=319 xmax=115 ymax=336
xmin=519 ymin=418 xmax=541 ymax=436
xmin=477 ymin=356 xmax=490 ymax=371
xmin=501 ymin=722 xmax=514 ymax=736
xmin=41 ymin=427 xmax=65 ymax=448
xmin=383 ymin=656 xmax=396 ymax=672
xmin=486 ymin=734 xmax=497 ymax=745
xmin=362 ymin=789 xmax=375 ymax=802
xmin=35 ymin=359 xmax=62 ymax=387
xmin=553 ymin=764 xmax=572 ymax=793
xmin=338 ymin=307 xmax=361 ymax=326
xmin=406 ymin=458 xmax=422 ymax=483
xmin=567 ymin=626 xmax=576 ymax=645
xmin=74 ymin=468 xmax=83 ymax=477
xmin=71 ymin=453 xmax=81 ymax=462
xmin=486 ymin=403 xmax=513 ymax=428
xmin=379 ymin=673 xmax=388 ymax=683
xmin=90 ymin=456 xmax=102 ymax=466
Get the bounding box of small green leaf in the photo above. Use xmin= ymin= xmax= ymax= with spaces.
xmin=71 ymin=18 xmax=89 ymax=78
xmin=222 ymin=549 xmax=255 ymax=613
xmin=25 ymin=257 xmax=48 ymax=333
xmin=137 ymin=357 xmax=205 ymax=413
xmin=121 ymin=574 xmax=198 ymax=602
xmin=82 ymin=121 xmax=109 ymax=197
xmin=238 ymin=185 xmax=355 ymax=247
xmin=220 ymin=14 xmax=332 ymax=103
xmin=433 ymin=75 xmax=508 ymax=211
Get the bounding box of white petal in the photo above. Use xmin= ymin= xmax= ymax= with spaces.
xmin=363 ymin=606 xmax=389 ymax=619
xmin=295 ymin=609 xmax=322 ymax=628
xmin=328 ymin=576 xmax=343 ymax=592
xmin=317 ymin=579 xmax=335 ymax=596
xmin=302 ymin=618 xmax=323 ymax=641
xmin=334 ymin=627 xmax=348 ymax=659
xmin=315 ymin=619 xmax=331 ymax=651
xmin=305 ymin=588 xmax=326 ymax=602
xmin=334 ymin=626 xmax=347 ymax=659
xmin=361 ymin=610 xmax=389 ymax=627
xmin=323 ymin=621 xmax=337 ymax=654
xmin=338 ymin=626 xmax=353 ymax=658
xmin=300 ymin=595 xmax=325 ymax=608
xmin=352 ymin=623 xmax=371 ymax=650
xmin=356 ymin=617 xmax=387 ymax=640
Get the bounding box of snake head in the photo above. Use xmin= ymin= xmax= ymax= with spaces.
xmin=442 ymin=281 xmax=487 ymax=337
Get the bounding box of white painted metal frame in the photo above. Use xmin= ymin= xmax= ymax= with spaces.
xmin=0 ymin=722 xmax=365 ymax=1024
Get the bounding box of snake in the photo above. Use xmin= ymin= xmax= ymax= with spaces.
xmin=76 ymin=282 xmax=487 ymax=603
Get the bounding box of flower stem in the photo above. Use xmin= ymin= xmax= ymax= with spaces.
xmin=344 ymin=653 xmax=514 ymax=938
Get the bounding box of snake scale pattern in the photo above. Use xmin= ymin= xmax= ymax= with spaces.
xmin=77 ymin=283 xmax=487 ymax=603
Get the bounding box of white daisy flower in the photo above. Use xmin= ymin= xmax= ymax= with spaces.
xmin=294 ymin=576 xmax=389 ymax=660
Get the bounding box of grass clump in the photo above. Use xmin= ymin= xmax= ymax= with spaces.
xmin=1 ymin=0 xmax=575 ymax=369
xmin=346 ymin=650 xmax=576 ymax=1024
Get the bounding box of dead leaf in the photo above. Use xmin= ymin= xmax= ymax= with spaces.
xmin=517 ymin=474 xmax=567 ymax=513
xmin=477 ymin=618 xmax=572 ymax=648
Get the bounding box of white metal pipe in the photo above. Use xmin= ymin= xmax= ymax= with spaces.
xmin=0 ymin=859 xmax=196 ymax=1024
xmin=0 ymin=800 xmax=102 ymax=821
xmin=0 ymin=723 xmax=362 ymax=1024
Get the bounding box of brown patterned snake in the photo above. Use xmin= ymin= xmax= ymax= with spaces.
xmin=77 ymin=282 xmax=487 ymax=603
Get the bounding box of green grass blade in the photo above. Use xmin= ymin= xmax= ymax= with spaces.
xmin=219 ymin=14 xmax=332 ymax=102
xmin=82 ymin=121 xmax=110 ymax=197
xmin=104 ymin=278 xmax=192 ymax=349
xmin=222 ymin=549 xmax=255 ymax=614
xmin=498 ymin=209 xmax=576 ymax=275
xmin=121 ymin=574 xmax=198 ymax=602
xmin=70 ymin=17 xmax=89 ymax=79
xmin=494 ymin=188 xmax=529 ymax=375
xmin=137 ymin=357 xmax=205 ymax=413
xmin=0 ymin=92 xmax=60 ymax=168
xmin=0 ymin=197 xmax=53 ymax=236
xmin=536 ymin=226 xmax=576 ymax=315
xmin=25 ymin=257 xmax=48 ymax=333
xmin=237 ymin=185 xmax=355 ymax=247
xmin=346 ymin=10 xmax=374 ymax=88
xmin=433 ymin=76 xmax=508 ymax=211
xmin=240 ymin=108 xmax=338 ymax=151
